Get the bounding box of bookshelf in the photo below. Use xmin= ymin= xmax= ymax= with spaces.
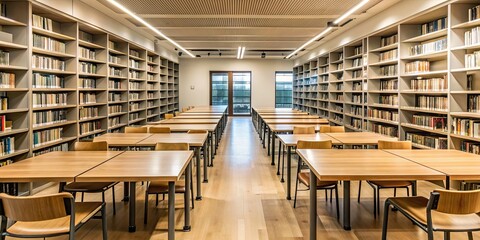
xmin=293 ymin=2 xmax=480 ymax=153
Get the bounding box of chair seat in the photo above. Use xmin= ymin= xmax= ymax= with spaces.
xmin=368 ymin=180 xmax=412 ymax=188
xmin=64 ymin=182 xmax=116 ymax=192
xmin=298 ymin=172 xmax=337 ymax=188
xmin=389 ymin=196 xmax=480 ymax=231
xmin=7 ymin=202 xmax=102 ymax=237
xmin=147 ymin=181 xmax=186 ymax=194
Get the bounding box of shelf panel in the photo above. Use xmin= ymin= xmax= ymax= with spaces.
xmin=32 ymin=68 xmax=76 ymax=75
xmin=0 ymin=128 xmax=28 ymax=138
xmin=369 ymin=59 xmax=398 ymax=66
xmin=0 ymin=149 xmax=29 ymax=161
xmin=367 ymin=118 xmax=398 ymax=125
xmin=79 ymin=57 xmax=105 ymax=64
xmin=402 ymin=29 xmax=447 ymax=43
xmin=32 ymin=47 xmax=75 ymax=58
xmin=32 ymin=137 xmax=77 ymax=152
xmin=32 ymin=27 xmax=76 ymax=41
xmin=369 ymin=43 xmax=398 ymax=53
xmin=33 ymin=120 xmax=77 ymax=131
xmin=79 ymin=129 xmax=106 ymax=138
xmin=452 ymin=18 xmax=480 ymax=29
xmin=401 ymin=123 xmax=447 ymax=135
xmin=401 ymin=50 xmax=447 ymax=61
xmin=400 ymin=107 xmax=448 ymax=115
xmin=109 ymin=49 xmax=126 ymax=55
xmin=78 ymin=116 xmax=107 ymax=123
xmin=79 ymin=40 xmax=105 ymax=49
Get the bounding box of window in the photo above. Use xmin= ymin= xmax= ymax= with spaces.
xmin=210 ymin=71 xmax=251 ymax=115
xmin=275 ymin=71 xmax=293 ymax=108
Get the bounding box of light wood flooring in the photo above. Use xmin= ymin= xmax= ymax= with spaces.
xmin=11 ymin=117 xmax=480 ymax=240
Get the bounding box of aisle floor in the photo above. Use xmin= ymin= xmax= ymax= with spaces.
xmin=19 ymin=117 xmax=479 ymax=240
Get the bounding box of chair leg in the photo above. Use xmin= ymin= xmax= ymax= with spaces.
xmin=468 ymin=231 xmax=473 ymax=240
xmin=144 ymin=192 xmax=149 ymax=224
xmin=102 ymin=192 xmax=105 ymax=203
xmin=281 ymin=149 xmax=285 ymax=181
xmin=444 ymin=231 xmax=450 ymax=240
xmin=101 ymin=204 xmax=108 ymax=240
xmin=156 ymin=194 xmax=159 ymax=206
xmin=407 ymin=187 xmax=410 ymax=197
xmin=325 ymin=189 xmax=328 ymax=202
xmin=1 ymin=216 xmax=7 ymax=240
xmin=112 ymin=186 xmax=116 ymax=215
xmin=330 ymin=189 xmax=333 ymax=203
xmin=357 ymin=180 xmax=362 ymax=203
xmin=276 ymin=143 xmax=281 ymax=175
xmin=373 ymin=186 xmax=377 ymax=217
xmin=377 ymin=188 xmax=381 ymax=216
xmin=82 ymin=192 xmax=85 ymax=202
xmin=381 ymin=200 xmax=391 ymax=240
xmin=335 ymin=185 xmax=339 ymax=220
xmin=191 ymin=177 xmax=195 ymax=209
xmin=394 ymin=188 xmax=397 ymax=197
xmin=293 ymin=173 xmax=300 ymax=208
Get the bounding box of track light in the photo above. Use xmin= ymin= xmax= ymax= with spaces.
xmin=261 ymin=52 xmax=266 ymax=58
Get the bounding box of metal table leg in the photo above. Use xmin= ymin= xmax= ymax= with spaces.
xmin=310 ymin=172 xmax=317 ymax=240
xmin=168 ymin=181 xmax=175 ymax=240
xmin=128 ymin=182 xmax=136 ymax=232
xmin=203 ymin=144 xmax=208 ymax=183
xmin=123 ymin=182 xmax=129 ymax=201
xmin=271 ymin=132 xmax=275 ymax=165
xmin=286 ymin=146 xmax=292 ymax=200
xmin=412 ymin=180 xmax=418 ymax=195
xmin=445 ymin=176 xmax=450 ymax=190
xmin=343 ymin=181 xmax=351 ymax=230
xmin=183 ymin=162 xmax=192 ymax=231
xmin=195 ymin=147 xmax=202 ymax=200
xmin=267 ymin=127 xmax=271 ymax=156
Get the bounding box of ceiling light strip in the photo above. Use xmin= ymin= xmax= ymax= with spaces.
xmin=107 ymin=0 xmax=196 ymax=58
xmin=286 ymin=0 xmax=370 ymax=59
xmin=240 ymin=47 xmax=246 ymax=59
xmin=237 ymin=46 xmax=242 ymax=59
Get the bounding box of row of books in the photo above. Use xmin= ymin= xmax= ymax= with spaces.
xmin=109 ymin=67 xmax=122 ymax=77
xmin=147 ymin=100 xmax=156 ymax=107
xmin=411 ymin=114 xmax=447 ymax=131
xmin=379 ymin=79 xmax=398 ymax=90
xmin=129 ymin=59 xmax=140 ymax=69
xmin=32 ymin=14 xmax=54 ymax=31
xmin=0 ymin=115 xmax=11 ymax=132
xmin=351 ymin=94 xmax=362 ymax=104
xmin=33 ymin=109 xmax=67 ymax=127
xmin=108 ymin=105 xmax=123 ymax=114
xmin=351 ymin=69 xmax=363 ymax=79
xmin=0 ymin=137 xmax=14 ymax=156
xmin=352 ymin=82 xmax=363 ymax=91
xmin=468 ymin=5 xmax=480 ymax=21
xmin=0 ymin=72 xmax=14 ymax=88
xmin=129 ymin=50 xmax=141 ymax=58
xmin=32 ymin=143 xmax=68 ymax=157
xmin=79 ymin=121 xmax=101 ymax=134
xmin=148 ymin=56 xmax=155 ymax=62
xmin=465 ymin=50 xmax=480 ymax=69
xmin=79 ymin=62 xmax=97 ymax=74
xmin=79 ymin=92 xmax=97 ymax=104
xmin=452 ymin=117 xmax=480 ymax=138
xmin=108 ymin=93 xmax=122 ymax=102
xmin=380 ymin=65 xmax=397 ymax=76
xmin=406 ymin=132 xmax=447 ymax=149
xmin=80 ymin=47 xmax=96 ymax=60
xmin=33 ymin=93 xmax=67 ymax=107
xmin=349 ymin=118 xmax=362 ymax=129
xmin=381 ymin=34 xmax=398 ymax=47
xmin=147 ymin=109 xmax=156 ymax=117
xmin=129 ymin=102 xmax=141 ymax=111
xmin=405 ymin=60 xmax=430 ymax=73
xmin=409 ymin=38 xmax=447 ymax=56
xmin=79 ymin=78 xmax=96 ymax=89
xmin=0 ymin=50 xmax=9 ymax=66
xmin=33 ymin=127 xmax=63 ymax=147
xmin=0 ymin=3 xmax=6 ymax=18
xmin=461 ymin=141 xmax=480 ymax=155
xmin=147 ymin=83 xmax=156 ymax=90
xmin=147 ymin=93 xmax=155 ymax=99
xmin=33 ymin=73 xmax=64 ymax=88
xmin=108 ymin=80 xmax=122 ymax=89
xmin=349 ymin=105 xmax=363 ymax=116
xmin=367 ymin=109 xmax=399 ymax=122
xmin=0 ymin=96 xmax=7 ymax=111
xmin=415 ymin=95 xmax=448 ymax=111
xmin=129 ymin=81 xmax=142 ymax=90
xmin=465 ymin=27 xmax=480 ymax=46
xmin=467 ymin=95 xmax=480 ymax=112
xmin=420 ymin=17 xmax=447 ymax=35
xmin=108 ymin=116 xmax=121 ymax=128
xmin=108 ymin=41 xmax=119 ymax=51
xmin=79 ymin=107 xmax=99 ymax=120
xmin=33 ymin=34 xmax=65 ymax=53
xmin=0 ymin=160 xmax=13 ymax=167
xmin=109 ymin=55 xmax=121 ymax=64
xmin=331 ymin=113 xmax=343 ymax=123
xmin=336 ymin=63 xmax=344 ymax=70
xmin=369 ymin=123 xmax=398 ymax=137
xmin=352 ymin=58 xmax=362 ymax=67
xmin=147 ymin=65 xmax=156 ymax=72
xmin=379 ymin=49 xmax=397 ymax=62
xmin=410 ymin=76 xmax=447 ymax=91
xmin=79 ymin=31 xmax=94 ymax=43
xmin=129 ymin=112 xmax=140 ymax=121
xmin=379 ymin=95 xmax=399 ymax=105
xmin=32 ymin=55 xmax=65 ymax=71
xmin=353 ymin=46 xmax=363 ymax=55
xmin=129 ymin=70 xmax=141 ymax=79
xmin=147 ymin=73 xmax=156 ymax=81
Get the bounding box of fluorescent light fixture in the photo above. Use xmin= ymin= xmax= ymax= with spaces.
xmin=286 ymin=0 xmax=369 ymax=59
xmin=237 ymin=46 xmax=242 ymax=59
xmin=107 ymin=0 xmax=196 ymax=58
xmin=334 ymin=0 xmax=370 ymax=24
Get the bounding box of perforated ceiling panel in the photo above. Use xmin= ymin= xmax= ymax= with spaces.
xmin=129 ymin=18 xmax=332 ymax=28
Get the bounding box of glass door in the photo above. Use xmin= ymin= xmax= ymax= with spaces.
xmin=210 ymin=71 xmax=251 ymax=116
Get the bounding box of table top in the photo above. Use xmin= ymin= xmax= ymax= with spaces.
xmin=297 ymin=149 xmax=445 ymax=181
xmin=145 ymin=124 xmax=217 ymax=132
xmin=159 ymin=119 xmax=221 ymax=124
xmin=268 ymin=124 xmax=329 ymax=133
xmin=174 ymin=115 xmax=223 ymax=119
xmin=76 ymin=151 xmax=194 ymax=182
xmin=94 ymin=133 xmax=152 ymax=146
xmin=265 ymin=119 xmax=329 ymax=125
xmin=0 ymin=151 xmax=124 ymax=182
xmin=277 ymin=133 xmax=341 ymax=146
xmin=260 ymin=115 xmax=318 ymax=119
xmin=326 ymin=132 xmax=397 ymax=145
xmin=257 ymin=112 xmax=308 ymax=116
xmin=137 ymin=133 xmax=208 ymax=147
xmin=186 ymin=106 xmax=227 ymax=113
xmin=253 ymin=108 xmax=299 ymax=113
xmin=386 ymin=149 xmax=480 ymax=180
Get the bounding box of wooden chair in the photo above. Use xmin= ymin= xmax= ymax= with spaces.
xmin=175 ymin=111 xmax=180 ymax=116
xmin=144 ymin=142 xmax=194 ymax=224
xmin=182 ymin=107 xmax=188 ymax=112
xmin=293 ymin=126 xmax=315 ymax=134
xmin=187 ymin=129 xmax=208 ymax=134
xmin=164 ymin=114 xmax=174 ymax=119
xmin=358 ymin=140 xmax=413 ymax=217
xmin=319 ymin=125 xmax=331 ymax=133
xmin=0 ymin=192 xmax=107 ymax=240
xmin=294 ymin=140 xmax=340 ymax=219
xmin=125 ymin=127 xmax=148 ymax=133
xmin=329 ymin=126 xmax=345 ymax=133
xmin=382 ymin=189 xmax=480 ymax=240
xmin=63 ymin=141 xmax=117 ymax=215
xmin=149 ymin=126 xmax=171 ymax=133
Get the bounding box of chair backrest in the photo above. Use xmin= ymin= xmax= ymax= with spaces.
xmin=378 ymin=140 xmax=412 ymax=150
xmin=182 ymin=107 xmax=188 ymax=112
xmin=297 ymin=140 xmax=332 ymax=149
xmin=149 ymin=127 xmax=171 ymax=133
xmin=164 ymin=114 xmax=174 ymax=119
xmin=433 ymin=189 xmax=480 ymax=214
xmin=319 ymin=125 xmax=331 ymax=133
xmin=0 ymin=193 xmax=73 ymax=221
xmin=187 ymin=129 xmax=208 ymax=134
xmin=125 ymin=127 xmax=148 ymax=133
xmin=155 ymin=142 xmax=189 ymax=151
xmin=75 ymin=141 xmax=108 ymax=151
xmin=329 ymin=126 xmax=345 ymax=133
xmin=175 ymin=111 xmax=180 ymax=116
xmin=293 ymin=126 xmax=315 ymax=134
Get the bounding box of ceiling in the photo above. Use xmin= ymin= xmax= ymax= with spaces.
xmin=93 ymin=0 xmax=400 ymax=59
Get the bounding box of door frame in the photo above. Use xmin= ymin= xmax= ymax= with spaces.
xmin=209 ymin=71 xmax=252 ymax=116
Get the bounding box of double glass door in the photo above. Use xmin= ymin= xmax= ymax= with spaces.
xmin=210 ymin=71 xmax=251 ymax=115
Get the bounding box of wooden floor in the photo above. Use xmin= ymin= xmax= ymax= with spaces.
xmin=15 ymin=117 xmax=479 ymax=240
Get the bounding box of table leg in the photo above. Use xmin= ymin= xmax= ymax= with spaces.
xmin=184 ymin=162 xmax=192 ymax=231
xmin=262 ymin=123 xmax=266 ymax=148
xmin=168 ymin=181 xmax=175 ymax=240
xmin=286 ymin=146 xmax=292 ymax=200
xmin=267 ymin=127 xmax=271 ymax=156
xmin=123 ymin=182 xmax=129 ymax=201
xmin=58 ymin=182 xmax=66 ymax=192
xmin=412 ymin=180 xmax=418 ymax=195
xmin=209 ymin=132 xmax=214 ymax=166
xmin=128 ymin=182 xmax=136 ymax=232
xmin=445 ymin=176 xmax=450 ymax=190
xmin=271 ymin=132 xmax=276 ymax=165
xmin=343 ymin=181 xmax=351 ymax=230
xmin=195 ymin=147 xmax=202 ymax=200
xmin=310 ymin=172 xmax=317 ymax=240
xmin=203 ymin=144 xmax=208 ymax=183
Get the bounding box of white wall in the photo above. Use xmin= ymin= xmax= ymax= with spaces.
xmin=179 ymin=59 xmax=293 ymax=109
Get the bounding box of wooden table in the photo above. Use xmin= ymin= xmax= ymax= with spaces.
xmin=297 ymin=149 xmax=445 ymax=238
xmin=186 ymin=106 xmax=228 ymax=113
xmin=386 ymin=149 xmax=480 ymax=189
xmin=160 ymin=118 xmax=220 ymax=124
xmin=93 ymin=133 xmax=152 ymax=146
xmin=77 ymin=151 xmax=194 ymax=239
